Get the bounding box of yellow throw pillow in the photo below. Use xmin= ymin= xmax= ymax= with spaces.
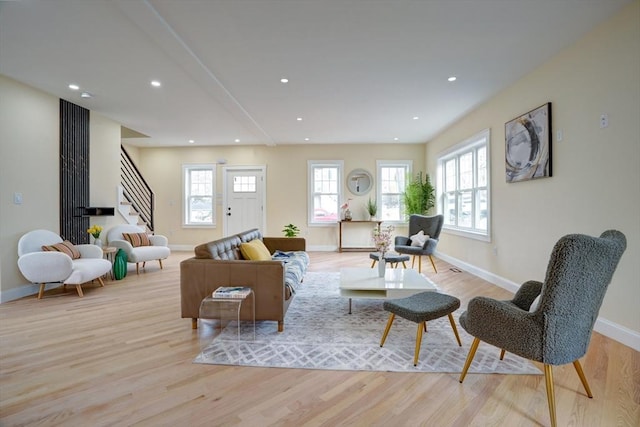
xmin=240 ymin=239 xmax=272 ymax=261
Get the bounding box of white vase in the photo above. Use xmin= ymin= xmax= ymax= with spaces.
xmin=378 ymin=256 xmax=386 ymax=277
xmin=94 ymin=238 xmax=102 ymax=248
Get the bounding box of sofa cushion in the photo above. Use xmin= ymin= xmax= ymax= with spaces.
xmin=42 ymin=240 xmax=81 ymax=259
xmin=240 ymin=239 xmax=272 ymax=261
xmin=122 ymin=232 xmax=150 ymax=247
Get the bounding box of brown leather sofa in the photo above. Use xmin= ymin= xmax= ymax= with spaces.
xmin=180 ymin=229 xmax=307 ymax=332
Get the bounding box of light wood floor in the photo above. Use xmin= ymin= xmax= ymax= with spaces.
xmin=1 ymin=251 xmax=638 ymax=426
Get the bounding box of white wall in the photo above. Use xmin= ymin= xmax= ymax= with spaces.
xmin=0 ymin=75 xmax=59 ymax=300
xmin=425 ymin=1 xmax=639 ymax=342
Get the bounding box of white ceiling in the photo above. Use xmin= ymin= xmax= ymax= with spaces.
xmin=0 ymin=0 xmax=631 ymax=147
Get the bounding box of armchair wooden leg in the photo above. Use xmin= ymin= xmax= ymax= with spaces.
xmin=499 ymin=349 xmax=506 ymax=360
xmin=97 ymin=277 xmax=105 ymax=287
xmin=277 ymin=321 xmax=284 ymax=332
xmin=191 ymin=318 xmax=198 ymax=329
xmin=418 ymin=256 xmax=422 ymax=273
xmin=380 ymin=313 xmax=395 ymax=347
xmin=37 ymin=284 xmax=45 ymax=299
xmin=75 ymin=285 xmax=84 ymax=297
xmin=411 ymin=256 xmax=416 ymax=269
xmin=573 ymin=360 xmax=593 ymax=398
xmin=136 ymin=263 xmax=140 ymax=275
xmin=544 ymin=364 xmax=557 ymax=427
xmin=414 ymin=321 xmax=425 ymax=366
xmin=459 ymin=337 xmax=480 ymax=383
xmin=370 ymin=259 xmax=376 ymax=268
xmin=401 ymin=261 xmax=408 ymax=268
xmin=447 ymin=313 xmax=462 ymax=346
xmin=159 ymin=259 xmax=163 ymax=270
xmin=428 ymin=255 xmax=438 ymax=273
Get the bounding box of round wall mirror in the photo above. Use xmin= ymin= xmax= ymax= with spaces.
xmin=347 ymin=168 xmax=373 ymax=195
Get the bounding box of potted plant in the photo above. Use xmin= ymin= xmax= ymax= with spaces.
xmin=403 ymin=172 xmax=435 ymax=216
xmin=282 ymin=223 xmax=300 ymax=237
xmin=366 ymin=197 xmax=377 ymax=220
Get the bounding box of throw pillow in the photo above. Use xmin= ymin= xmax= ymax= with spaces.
xmin=42 ymin=240 xmax=81 ymax=259
xmin=410 ymin=230 xmax=430 ymax=247
xmin=240 ymin=239 xmax=272 ymax=261
xmin=529 ymin=295 xmax=542 ymax=312
xmin=122 ymin=232 xmax=151 ymax=247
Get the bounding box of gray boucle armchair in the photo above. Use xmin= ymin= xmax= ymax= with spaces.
xmin=458 ymin=230 xmax=627 ymax=427
xmin=394 ymin=214 xmax=444 ymax=273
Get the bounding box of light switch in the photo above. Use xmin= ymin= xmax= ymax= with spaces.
xmin=14 ymin=192 xmax=23 ymax=205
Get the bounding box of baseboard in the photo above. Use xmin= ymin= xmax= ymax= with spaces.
xmin=169 ymin=244 xmax=195 ymax=252
xmin=0 ymin=282 xmax=63 ymax=303
xmin=435 ymin=250 xmax=640 ymax=352
xmin=307 ymin=245 xmax=338 ymax=252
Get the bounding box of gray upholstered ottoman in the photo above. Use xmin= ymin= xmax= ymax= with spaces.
xmin=380 ymin=291 xmax=462 ymax=366
xmin=369 ymin=252 xmax=411 ymax=269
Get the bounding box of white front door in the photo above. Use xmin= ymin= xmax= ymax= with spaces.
xmin=223 ymin=166 xmax=266 ymax=236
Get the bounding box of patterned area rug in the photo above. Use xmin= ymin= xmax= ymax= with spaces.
xmin=194 ymin=272 xmax=541 ymax=374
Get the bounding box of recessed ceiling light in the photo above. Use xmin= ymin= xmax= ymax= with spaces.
xmin=68 ymin=84 xmax=79 ymax=90
xmin=296 ymin=117 xmax=302 ymax=121
xmin=234 ymin=139 xmax=240 ymax=143
xmin=412 ymin=116 xmax=419 ymax=120
xmin=394 ymin=137 xmax=399 ymax=141
xmin=280 ymin=78 xmax=289 ymax=83
xmin=80 ymin=92 xmax=92 ymax=98
xmin=448 ymin=76 xmax=457 ymax=82
xmin=304 ymin=138 xmax=310 ymax=141
xmin=188 ymin=139 xmax=195 ymax=144
xmin=151 ymin=80 xmax=161 ymax=87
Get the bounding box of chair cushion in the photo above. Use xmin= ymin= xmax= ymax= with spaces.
xmin=42 ymin=240 xmax=81 ymax=259
xmin=240 ymin=239 xmax=272 ymax=260
xmin=123 ymin=232 xmax=150 ymax=247
xmin=410 ymin=230 xmax=429 ymax=247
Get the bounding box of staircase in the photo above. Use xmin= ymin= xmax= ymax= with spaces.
xmin=118 ymin=146 xmax=154 ymax=232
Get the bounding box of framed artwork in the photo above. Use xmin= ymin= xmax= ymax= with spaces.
xmin=505 ymin=102 xmax=552 ymax=183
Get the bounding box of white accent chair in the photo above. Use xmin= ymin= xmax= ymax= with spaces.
xmin=17 ymin=230 xmax=112 ymax=299
xmin=106 ymin=225 xmax=170 ymax=274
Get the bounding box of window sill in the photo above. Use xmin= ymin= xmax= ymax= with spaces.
xmin=442 ymin=226 xmax=491 ymax=242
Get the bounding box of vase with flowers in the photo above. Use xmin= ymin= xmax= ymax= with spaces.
xmin=372 ymin=224 xmax=394 ymax=277
xmin=341 ymin=199 xmax=353 ymax=221
xmin=87 ymin=225 xmax=103 ymax=248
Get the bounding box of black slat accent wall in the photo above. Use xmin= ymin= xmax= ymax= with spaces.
xmin=60 ymin=99 xmax=90 ymax=244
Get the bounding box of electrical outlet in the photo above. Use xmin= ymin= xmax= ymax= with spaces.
xmin=492 ymin=246 xmax=498 ymax=256
xmin=13 ymin=192 xmax=23 ymax=205
xmin=600 ymin=113 xmax=609 ymax=128
xmin=556 ymin=129 xmax=563 ymax=142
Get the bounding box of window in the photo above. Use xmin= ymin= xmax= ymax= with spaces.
xmin=377 ymin=160 xmax=412 ymax=222
xmin=308 ymin=160 xmax=343 ymax=225
xmin=183 ymin=164 xmax=215 ymax=226
xmin=437 ymin=129 xmax=490 ymax=240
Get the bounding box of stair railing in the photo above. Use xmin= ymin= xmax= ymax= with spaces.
xmin=120 ymin=146 xmax=154 ymax=232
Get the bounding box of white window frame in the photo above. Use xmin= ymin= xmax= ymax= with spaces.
xmin=376 ymin=160 xmax=412 ymax=224
xmin=308 ymin=160 xmax=343 ymax=226
xmin=182 ymin=163 xmax=216 ymax=227
xmin=437 ymin=129 xmax=491 ymax=241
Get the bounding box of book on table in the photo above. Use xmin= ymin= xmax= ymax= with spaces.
xmin=212 ymin=286 xmax=252 ymax=299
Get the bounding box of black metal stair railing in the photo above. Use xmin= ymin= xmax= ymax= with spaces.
xmin=120 ymin=146 xmax=154 ymax=232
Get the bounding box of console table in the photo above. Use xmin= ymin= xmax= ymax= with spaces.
xmin=338 ymin=220 xmax=382 ymax=252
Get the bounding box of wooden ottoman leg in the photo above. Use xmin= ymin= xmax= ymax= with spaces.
xmin=414 ymin=321 xmax=425 ymax=366
xmin=380 ymin=313 xmax=395 ymax=347
xmin=447 ymin=313 xmax=462 ymax=346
